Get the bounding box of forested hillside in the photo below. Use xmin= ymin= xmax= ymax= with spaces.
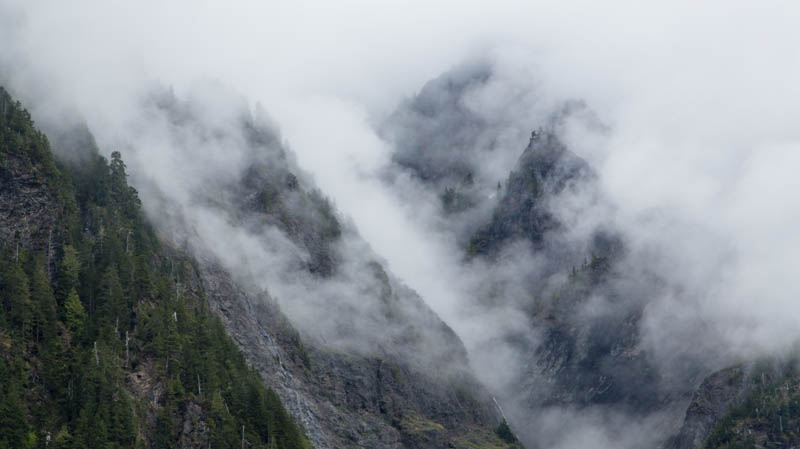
xmin=0 ymin=86 xmax=310 ymax=449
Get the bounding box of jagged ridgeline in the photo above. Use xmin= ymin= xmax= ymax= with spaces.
xmin=380 ymin=62 xmax=718 ymax=448
xmin=0 ymin=87 xmax=310 ymax=448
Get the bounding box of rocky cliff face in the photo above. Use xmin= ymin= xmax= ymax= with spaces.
xmin=666 ymin=365 xmax=755 ymax=449
xmin=468 ymin=129 xmax=594 ymax=257
xmin=0 ymin=90 xmax=63 ymax=265
xmin=383 ymin=61 xmax=494 ymax=187
xmin=0 ymin=150 xmax=59 ymax=255
xmin=197 ymin=261 xmax=508 ymax=449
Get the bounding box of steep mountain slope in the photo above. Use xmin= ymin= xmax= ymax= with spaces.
xmin=381 ymin=64 xmax=729 ymax=448
xmin=467 ymin=129 xmax=595 ymax=257
xmin=384 ymin=61 xmax=494 ymax=187
xmin=461 ymin=130 xmax=674 ymax=418
xmin=43 ymin=86 xmax=519 ymax=449
xmin=698 ymin=361 xmax=800 ymax=449
xmin=666 ymin=365 xmax=757 ymax=449
xmin=0 ymin=87 xmax=309 ymax=449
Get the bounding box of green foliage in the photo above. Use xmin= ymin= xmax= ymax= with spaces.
xmin=440 ymin=186 xmax=473 ymax=214
xmin=705 ymin=365 xmax=800 ymax=448
xmin=260 ymin=185 xmax=280 ymax=213
xmin=29 ymin=256 xmax=58 ymax=343
xmin=63 ymin=288 xmax=86 ymax=335
xmin=0 ymin=258 xmax=31 ymax=337
xmin=96 ymin=265 xmax=127 ymax=338
xmin=0 ymin=87 xmax=59 ymax=186
xmin=0 ymin=88 xmax=310 ymax=449
xmin=308 ymin=189 xmax=341 ymax=241
xmin=495 ymin=420 xmax=517 ymax=444
xmin=55 ymin=245 xmax=80 ymax=302
xmin=0 ymin=372 xmax=28 ymax=449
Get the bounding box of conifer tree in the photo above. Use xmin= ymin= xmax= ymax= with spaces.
xmin=63 ymin=288 xmax=86 ymax=336
xmin=98 ymin=265 xmax=126 ymax=337
xmin=29 ymin=256 xmax=58 ymax=343
xmin=1 ymin=260 xmax=32 ymax=337
xmin=55 ymin=245 xmax=80 ymax=303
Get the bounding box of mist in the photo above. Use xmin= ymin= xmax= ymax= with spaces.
xmin=2 ymin=1 xmax=800 ymax=448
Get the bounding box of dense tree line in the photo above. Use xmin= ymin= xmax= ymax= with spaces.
xmin=0 ymin=86 xmax=310 ymax=448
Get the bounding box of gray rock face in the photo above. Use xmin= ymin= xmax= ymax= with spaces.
xmin=476 ymin=141 xmax=708 ymax=447
xmin=0 ymin=150 xmax=60 ymax=258
xmin=468 ymin=129 xmax=595 ymax=257
xmin=176 ymin=400 xmax=211 ymax=449
xmin=194 ymin=262 xmax=335 ymax=448
xmin=665 ymin=366 xmax=755 ymax=449
xmin=383 ymin=61 xmax=493 ymax=186
xmin=195 ymin=259 xmax=509 ymax=449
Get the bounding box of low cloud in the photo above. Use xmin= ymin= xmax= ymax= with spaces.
xmin=2 ymin=1 xmax=800 ymax=447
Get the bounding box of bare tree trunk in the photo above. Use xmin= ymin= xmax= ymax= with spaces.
xmin=125 ymin=331 xmax=130 ymax=368
xmin=94 ymin=341 xmax=99 ymax=365
xmin=47 ymin=228 xmax=53 ymax=280
xmin=197 ymin=373 xmax=202 ymax=396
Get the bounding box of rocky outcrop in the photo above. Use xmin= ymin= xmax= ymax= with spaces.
xmin=0 ymin=87 xmax=62 ymax=264
xmin=193 ymin=255 xmax=512 ymax=449
xmin=382 ymin=61 xmax=493 ymax=186
xmin=468 ymin=129 xmax=594 ymax=257
xmin=665 ymin=365 xmax=756 ymax=449
xmin=0 ymin=150 xmax=60 ymax=257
